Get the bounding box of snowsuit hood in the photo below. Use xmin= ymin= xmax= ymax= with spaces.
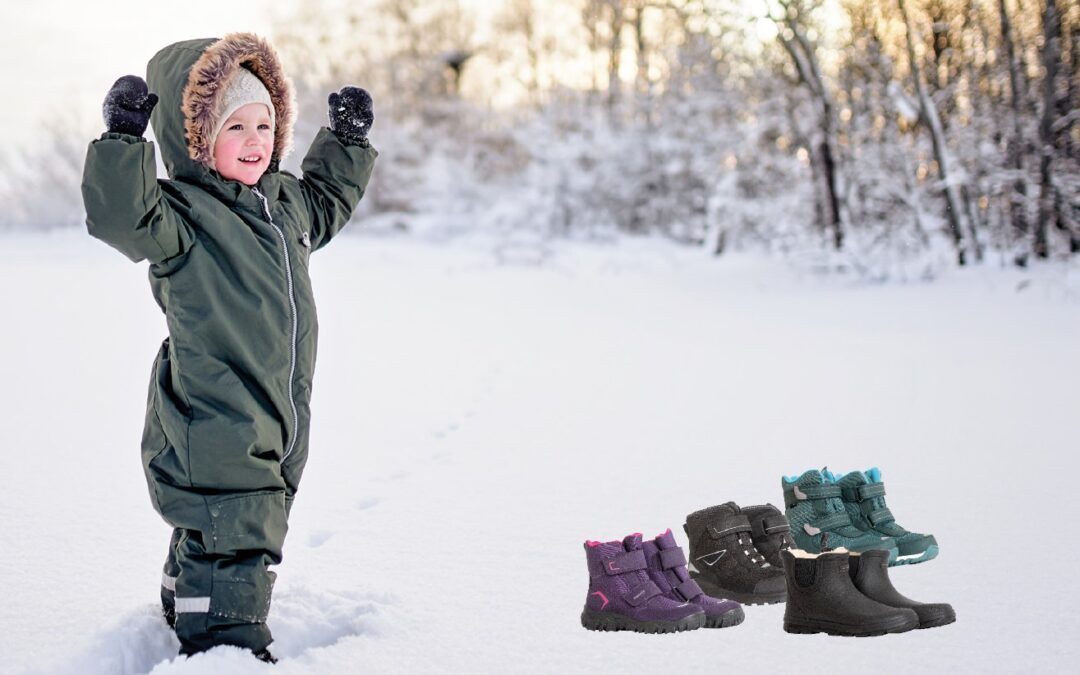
xmin=148 ymin=33 xmax=295 ymax=182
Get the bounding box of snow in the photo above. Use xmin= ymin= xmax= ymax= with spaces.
xmin=1 ymin=230 xmax=1078 ymax=674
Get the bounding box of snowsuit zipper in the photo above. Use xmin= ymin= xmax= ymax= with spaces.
xmin=251 ymin=186 xmax=300 ymax=462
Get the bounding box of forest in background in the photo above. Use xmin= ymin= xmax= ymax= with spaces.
xmin=3 ymin=0 xmax=1077 ymax=278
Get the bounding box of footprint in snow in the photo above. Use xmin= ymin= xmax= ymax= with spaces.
xmin=355 ymin=496 xmax=381 ymax=510
xmin=307 ymin=529 xmax=334 ymax=547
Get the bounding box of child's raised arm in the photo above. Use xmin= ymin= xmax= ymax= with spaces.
xmin=82 ymin=76 xmax=194 ymax=264
xmin=298 ymin=86 xmax=378 ymax=251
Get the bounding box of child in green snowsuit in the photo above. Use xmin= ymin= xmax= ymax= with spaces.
xmin=81 ymin=32 xmax=377 ymax=660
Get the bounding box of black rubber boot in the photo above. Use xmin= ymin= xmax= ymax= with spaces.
xmin=743 ymin=504 xmax=795 ymax=568
xmin=848 ymin=550 xmax=956 ymax=629
xmin=684 ymin=503 xmax=787 ymax=605
xmin=781 ymin=549 xmax=919 ymax=637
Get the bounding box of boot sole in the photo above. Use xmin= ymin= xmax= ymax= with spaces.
xmin=783 ymin=613 xmax=919 ymax=637
xmin=890 ymin=544 xmax=939 ymax=567
xmin=580 ymin=608 xmax=705 ymax=633
xmin=704 ymin=606 xmax=745 ymax=629
xmin=690 ymin=573 xmax=786 ymax=606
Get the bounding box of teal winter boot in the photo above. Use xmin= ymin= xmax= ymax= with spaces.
xmin=782 ymin=469 xmax=898 ymax=561
xmin=834 ymin=468 xmax=939 ymax=566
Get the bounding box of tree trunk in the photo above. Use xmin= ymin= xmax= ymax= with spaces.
xmin=1035 ymin=0 xmax=1062 ymax=258
xmin=1000 ymin=0 xmax=1031 ymax=261
xmin=899 ymin=0 xmax=978 ymax=265
xmin=632 ymin=0 xmax=653 ymax=125
xmin=607 ymin=0 xmax=625 ymax=116
xmin=776 ymin=3 xmax=845 ymax=250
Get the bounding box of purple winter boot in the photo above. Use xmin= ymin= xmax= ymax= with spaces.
xmin=642 ymin=529 xmax=745 ymax=629
xmin=582 ymin=533 xmax=706 ymax=633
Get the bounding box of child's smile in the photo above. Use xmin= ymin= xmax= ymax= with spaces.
xmin=213 ymin=102 xmax=274 ymax=185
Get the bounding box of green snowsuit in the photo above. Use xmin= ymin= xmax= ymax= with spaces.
xmin=81 ymin=34 xmax=376 ymax=654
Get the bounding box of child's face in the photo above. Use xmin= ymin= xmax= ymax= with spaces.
xmin=213 ymin=103 xmax=274 ymax=186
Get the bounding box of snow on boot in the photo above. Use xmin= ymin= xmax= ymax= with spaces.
xmin=781 ymin=549 xmax=919 ymax=637
xmin=683 ymin=503 xmax=787 ymax=605
xmin=743 ymin=504 xmax=795 ymax=568
xmin=253 ymin=648 xmax=278 ymax=663
xmin=782 ymin=469 xmax=898 ymax=560
xmin=581 ymin=534 xmax=706 ymax=633
xmin=642 ymin=529 xmax=745 ymax=629
xmin=835 ymin=468 xmax=939 ymax=565
xmin=848 ymin=549 xmax=956 ymax=629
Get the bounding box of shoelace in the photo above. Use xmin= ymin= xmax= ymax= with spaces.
xmin=737 ymin=533 xmax=772 ymax=568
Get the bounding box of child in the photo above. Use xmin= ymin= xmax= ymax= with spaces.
xmin=81 ymin=33 xmax=377 ymax=662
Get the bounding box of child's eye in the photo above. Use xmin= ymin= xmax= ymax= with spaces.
xmin=229 ymin=123 xmax=243 ymax=131
xmin=259 ymin=124 xmax=271 ymax=130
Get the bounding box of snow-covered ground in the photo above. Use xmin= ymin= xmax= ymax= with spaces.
xmin=1 ymin=231 xmax=1077 ymax=674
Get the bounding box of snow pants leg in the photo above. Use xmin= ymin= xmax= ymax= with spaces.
xmin=149 ymin=482 xmax=288 ymax=653
xmin=161 ymin=499 xmax=299 ymax=638
xmin=161 ymin=528 xmax=181 ymax=627
xmin=142 ymin=341 xmax=299 ymax=654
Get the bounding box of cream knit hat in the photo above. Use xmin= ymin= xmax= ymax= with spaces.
xmin=210 ymin=68 xmax=276 ymax=155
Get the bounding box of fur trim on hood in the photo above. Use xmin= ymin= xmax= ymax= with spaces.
xmin=181 ymin=32 xmax=295 ymax=168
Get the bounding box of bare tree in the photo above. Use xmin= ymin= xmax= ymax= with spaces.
xmin=1000 ymin=0 xmax=1031 ymax=259
xmin=1035 ymin=0 xmax=1062 ymax=258
xmin=772 ymin=0 xmax=845 ymax=250
xmin=899 ymin=0 xmax=980 ymax=264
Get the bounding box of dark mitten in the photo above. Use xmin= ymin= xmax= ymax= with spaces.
xmin=103 ymin=75 xmax=158 ymax=137
xmin=328 ymin=86 xmax=374 ymax=144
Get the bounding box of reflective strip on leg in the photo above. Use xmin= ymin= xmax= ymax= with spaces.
xmin=162 ymin=574 xmax=177 ymax=592
xmin=174 ymin=597 xmax=211 ymax=614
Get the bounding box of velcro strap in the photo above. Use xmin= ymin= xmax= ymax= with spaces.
xmin=602 ymin=550 xmax=647 ymax=575
xmin=623 ymin=580 xmax=662 ymax=607
xmin=752 ymin=515 xmax=790 ymax=538
xmin=708 ymin=515 xmax=752 ymax=539
xmin=797 ymin=484 xmax=842 ymax=500
xmin=659 ymin=547 xmax=687 ymax=570
xmin=868 ymin=508 xmax=895 ymax=526
xmin=673 ymin=578 xmax=703 ymax=602
xmin=841 ymin=483 xmax=887 ymax=502
xmin=859 ymin=483 xmax=886 ymax=500
xmin=810 ymin=512 xmax=850 ymax=531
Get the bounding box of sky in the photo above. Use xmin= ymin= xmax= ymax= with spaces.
xmin=0 ymin=0 xmax=284 ymax=151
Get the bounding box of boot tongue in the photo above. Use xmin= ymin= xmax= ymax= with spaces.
xmin=622 ymin=533 xmax=644 ymax=551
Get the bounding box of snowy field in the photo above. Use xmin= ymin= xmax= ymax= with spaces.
xmin=1 ymin=230 xmax=1078 ymax=674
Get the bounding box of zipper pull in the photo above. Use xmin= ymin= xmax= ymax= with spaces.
xmin=301 ymin=231 xmax=311 ymax=248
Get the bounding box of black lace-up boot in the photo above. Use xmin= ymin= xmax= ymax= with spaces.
xmin=683 ymin=502 xmax=787 ymax=605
